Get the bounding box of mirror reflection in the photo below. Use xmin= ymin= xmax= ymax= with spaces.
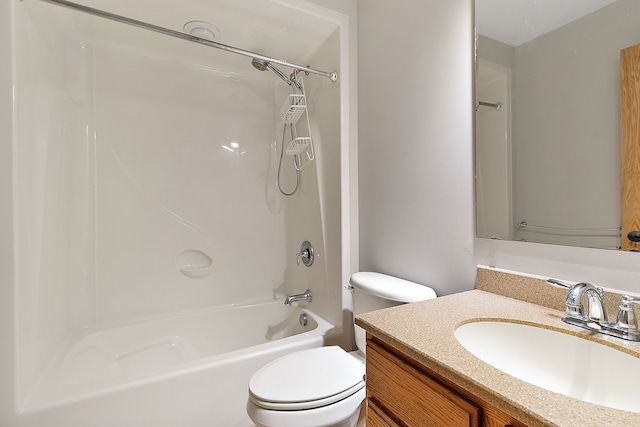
xmin=475 ymin=0 xmax=640 ymax=251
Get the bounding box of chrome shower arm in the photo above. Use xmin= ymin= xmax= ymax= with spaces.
xmin=267 ymin=63 xmax=303 ymax=92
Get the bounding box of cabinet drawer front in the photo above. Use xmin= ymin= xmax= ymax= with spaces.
xmin=367 ymin=340 xmax=480 ymax=427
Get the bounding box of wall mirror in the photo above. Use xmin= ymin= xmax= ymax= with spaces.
xmin=475 ymin=0 xmax=640 ymax=251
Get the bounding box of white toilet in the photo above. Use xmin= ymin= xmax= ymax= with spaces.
xmin=246 ymin=272 xmax=437 ymax=427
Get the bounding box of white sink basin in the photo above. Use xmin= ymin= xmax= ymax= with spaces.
xmin=454 ymin=320 xmax=640 ymax=413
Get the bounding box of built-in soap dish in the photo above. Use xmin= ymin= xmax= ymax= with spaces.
xmin=176 ymin=249 xmax=213 ymax=279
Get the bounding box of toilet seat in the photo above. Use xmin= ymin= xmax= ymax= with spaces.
xmin=249 ymin=346 xmax=365 ymax=411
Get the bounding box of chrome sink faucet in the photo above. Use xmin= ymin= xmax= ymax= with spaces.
xmin=564 ymin=282 xmax=607 ymax=323
xmin=547 ymin=279 xmax=640 ymax=341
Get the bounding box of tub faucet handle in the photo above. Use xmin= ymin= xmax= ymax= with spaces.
xmin=295 ymin=241 xmax=314 ymax=267
xmin=296 ymin=249 xmax=309 ymax=265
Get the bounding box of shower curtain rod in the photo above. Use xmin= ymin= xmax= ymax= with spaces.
xmin=31 ymin=0 xmax=339 ymax=82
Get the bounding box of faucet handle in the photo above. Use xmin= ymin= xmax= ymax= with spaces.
xmin=547 ymin=278 xmax=573 ymax=289
xmin=296 ymin=249 xmax=308 ymax=265
xmin=622 ymin=295 xmax=640 ymax=304
xmin=547 ymin=279 xmax=604 ymax=294
xmin=295 ymin=241 xmax=314 ymax=267
xmin=616 ymin=295 xmax=640 ymax=331
xmin=620 ymin=295 xmax=640 ymax=305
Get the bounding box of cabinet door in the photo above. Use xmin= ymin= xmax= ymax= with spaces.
xmin=367 ymin=340 xmax=480 ymax=427
xmin=621 ymin=42 xmax=640 ymax=251
xmin=367 ymin=401 xmax=398 ymax=427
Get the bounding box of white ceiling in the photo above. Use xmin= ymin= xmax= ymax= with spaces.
xmin=476 ymin=0 xmax=619 ymax=46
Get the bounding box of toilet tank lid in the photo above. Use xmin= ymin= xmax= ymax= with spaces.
xmin=349 ymin=272 xmax=437 ymax=303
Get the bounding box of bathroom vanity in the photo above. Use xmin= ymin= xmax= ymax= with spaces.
xmin=355 ymin=266 xmax=640 ymax=426
xmin=365 ymin=336 xmax=525 ymax=427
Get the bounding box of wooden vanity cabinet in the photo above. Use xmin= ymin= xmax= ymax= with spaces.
xmin=365 ymin=336 xmax=528 ymax=427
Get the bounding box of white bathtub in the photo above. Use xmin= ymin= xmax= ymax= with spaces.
xmin=6 ymin=0 xmax=349 ymax=425
xmin=19 ymin=302 xmax=333 ymax=426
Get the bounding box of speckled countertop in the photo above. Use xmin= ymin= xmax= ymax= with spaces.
xmin=355 ymin=266 xmax=640 ymax=427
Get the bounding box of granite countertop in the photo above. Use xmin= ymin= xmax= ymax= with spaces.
xmin=355 ymin=267 xmax=640 ymax=427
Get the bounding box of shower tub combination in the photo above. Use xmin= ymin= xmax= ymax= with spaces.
xmin=8 ymin=0 xmax=348 ymax=425
xmin=27 ymin=303 xmax=334 ymax=425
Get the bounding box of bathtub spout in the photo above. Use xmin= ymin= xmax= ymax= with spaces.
xmin=284 ymin=289 xmax=312 ymax=306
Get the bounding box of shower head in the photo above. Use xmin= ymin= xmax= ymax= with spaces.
xmin=251 ymin=58 xmax=269 ymax=71
xmin=250 ymin=58 xmax=303 ymax=92
xmin=251 ymin=58 xmax=290 ymax=82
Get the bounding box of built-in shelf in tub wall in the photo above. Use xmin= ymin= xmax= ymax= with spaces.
xmin=176 ymin=249 xmax=214 ymax=278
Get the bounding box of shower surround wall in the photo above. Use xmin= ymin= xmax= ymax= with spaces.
xmin=475 ymin=60 xmax=511 ymax=241
xmin=5 ymin=0 xmax=349 ymax=425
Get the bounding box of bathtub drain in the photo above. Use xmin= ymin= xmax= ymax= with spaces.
xmin=299 ymin=313 xmax=308 ymax=327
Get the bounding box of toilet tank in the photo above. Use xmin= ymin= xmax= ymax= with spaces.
xmin=350 ymin=272 xmax=436 ymax=353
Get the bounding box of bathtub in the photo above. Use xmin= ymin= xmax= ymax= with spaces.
xmin=7 ymin=0 xmax=349 ymax=425
xmin=19 ymin=302 xmax=333 ymax=426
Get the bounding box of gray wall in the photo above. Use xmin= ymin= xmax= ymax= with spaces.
xmin=359 ymin=0 xmax=640 ymax=295
xmin=0 ymin=0 xmax=13 ymax=421
xmin=477 ymin=1 xmax=640 ymax=249
xmin=358 ymin=0 xmax=476 ymax=296
xmin=512 ymin=0 xmax=639 ymax=248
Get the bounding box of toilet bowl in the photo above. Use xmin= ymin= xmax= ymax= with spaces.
xmin=246 ymin=272 xmax=437 ymax=427
xmin=247 ymin=346 xmax=365 ymax=427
